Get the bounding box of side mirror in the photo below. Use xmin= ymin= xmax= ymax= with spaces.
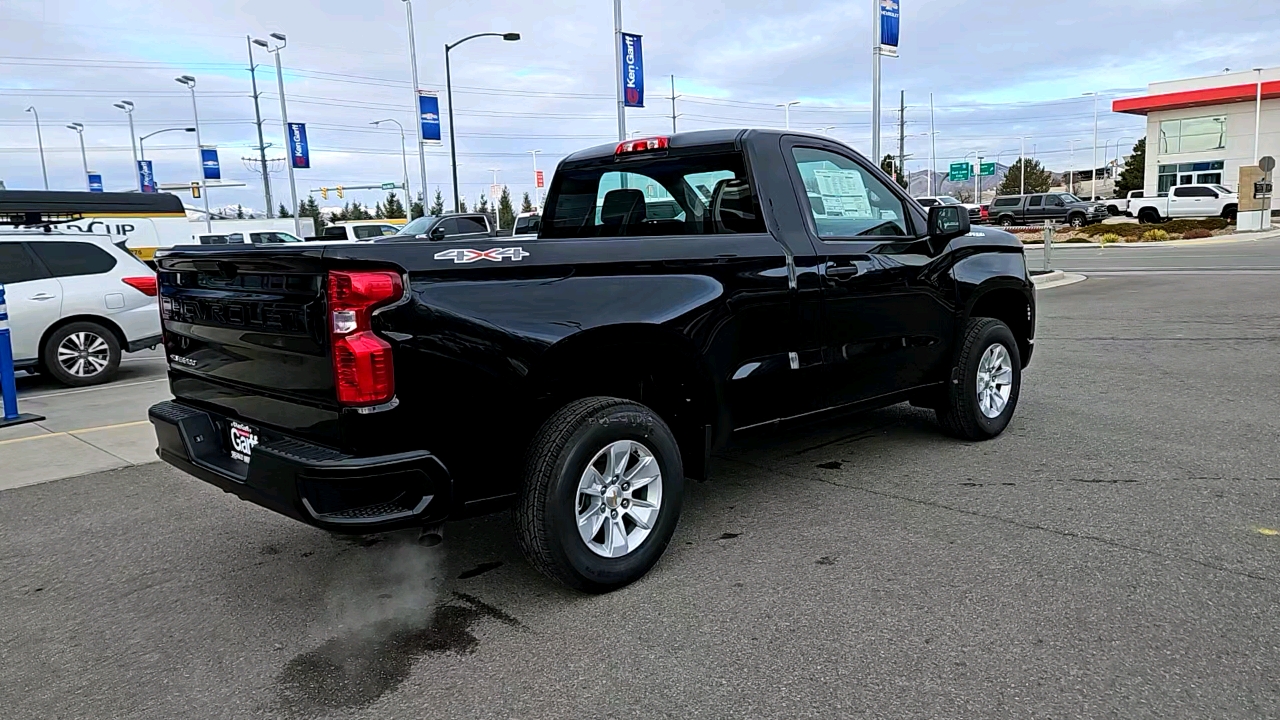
xmin=429 ymin=226 xmax=447 ymax=241
xmin=927 ymin=205 xmax=969 ymax=245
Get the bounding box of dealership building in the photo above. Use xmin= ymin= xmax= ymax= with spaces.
xmin=1113 ymin=67 xmax=1279 ymax=195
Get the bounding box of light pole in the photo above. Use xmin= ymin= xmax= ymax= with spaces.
xmin=776 ymin=100 xmax=800 ymax=130
xmin=1254 ymin=68 xmax=1264 ymax=163
xmin=66 ymin=123 xmax=89 ymax=189
xmin=1018 ymin=135 xmax=1032 ymax=195
xmin=445 ymin=31 xmax=521 ymax=213
xmin=488 ymin=168 xmax=502 ymax=230
xmin=1068 ymin=139 xmax=1081 ymax=194
xmin=246 ymin=36 xmax=274 ymax=217
xmin=25 ymin=107 xmax=48 ymax=190
xmin=1111 ymin=135 xmax=1134 ymax=181
xmin=527 ymin=149 xmax=542 ymax=209
xmin=372 ymin=119 xmax=411 ymax=213
xmin=253 ymin=35 xmax=301 ymax=236
xmin=1083 ymin=92 xmax=1100 ymax=200
xmin=113 ymin=100 xmax=139 ymax=191
xmin=976 ymin=154 xmax=984 ymax=203
xmin=963 ymin=151 xmax=977 ymax=201
xmin=816 ymin=126 xmax=836 ymax=135
xmin=402 ymin=0 xmax=429 ymax=205
xmin=175 ymin=75 xmax=213 ymax=232
xmin=929 ymin=93 xmax=937 ymax=196
xmin=139 ymin=127 xmax=195 ymax=162
xmin=613 ymin=0 xmax=626 ymax=141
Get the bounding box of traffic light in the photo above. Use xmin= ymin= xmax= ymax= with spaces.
xmin=320 ymin=187 xmax=328 ymax=200
xmin=336 ymin=185 xmax=344 ymax=199
xmin=190 ymin=182 xmax=200 ymax=199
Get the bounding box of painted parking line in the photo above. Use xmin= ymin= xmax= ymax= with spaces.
xmin=0 ymin=420 xmax=151 ymax=446
xmin=18 ymin=378 xmax=168 ymax=401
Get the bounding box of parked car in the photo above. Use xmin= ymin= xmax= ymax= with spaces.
xmin=148 ymin=129 xmax=1035 ymax=593
xmin=1129 ymin=184 xmax=1238 ymax=223
xmin=390 ymin=213 xmax=493 ymax=241
xmin=0 ymin=232 xmax=160 ymax=386
xmin=915 ymin=195 xmax=982 ymax=222
xmin=985 ymin=192 xmax=1109 ymax=227
xmin=1107 ymin=190 xmax=1149 ymax=216
xmin=195 ymin=231 xmax=305 ymax=245
xmin=308 ymin=222 xmax=401 ymax=242
xmin=511 ymin=212 xmax=541 ymax=236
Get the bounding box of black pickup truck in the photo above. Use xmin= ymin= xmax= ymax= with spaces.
xmin=149 ymin=129 xmax=1035 ymax=592
xmin=986 ymin=192 xmax=1109 ymax=227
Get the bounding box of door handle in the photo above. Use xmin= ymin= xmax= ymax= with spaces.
xmin=29 ymin=293 xmax=57 ymax=301
xmin=827 ymin=264 xmax=860 ymax=277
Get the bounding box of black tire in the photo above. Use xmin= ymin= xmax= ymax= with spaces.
xmin=515 ymin=397 xmax=685 ymax=593
xmin=1137 ymin=209 xmax=1161 ymax=224
xmin=41 ymin=321 xmax=121 ymax=387
xmin=1222 ymin=206 xmax=1237 ymax=223
xmin=1068 ymin=213 xmax=1085 ymax=228
xmin=1107 ymin=206 xmax=1120 ymax=216
xmin=999 ymin=215 xmax=1014 ymax=227
xmin=936 ymin=318 xmax=1022 ymax=441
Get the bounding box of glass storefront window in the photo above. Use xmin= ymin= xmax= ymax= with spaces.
xmin=1157 ymin=116 xmax=1227 ymax=154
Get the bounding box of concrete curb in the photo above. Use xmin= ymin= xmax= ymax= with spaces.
xmin=1032 ymin=271 xmax=1087 ymax=290
xmin=1020 ymin=228 xmax=1280 ymax=250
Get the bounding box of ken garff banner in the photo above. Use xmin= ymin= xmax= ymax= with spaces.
xmin=418 ymin=92 xmax=442 ymax=144
xmin=136 ymin=160 xmax=156 ymax=193
xmin=621 ymin=32 xmax=644 ymax=108
xmin=288 ymin=123 xmax=310 ymax=169
xmin=879 ymin=0 xmax=900 ymax=55
xmin=200 ymin=148 xmax=220 ymax=180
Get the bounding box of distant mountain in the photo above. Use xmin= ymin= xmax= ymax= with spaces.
xmin=906 ymin=164 xmax=1010 ymax=200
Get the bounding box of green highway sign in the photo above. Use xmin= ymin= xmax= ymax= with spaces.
xmin=948 ymin=162 xmax=971 ymax=182
xmin=979 ymin=162 xmax=996 ymax=177
xmin=381 ymin=182 xmax=397 ymax=190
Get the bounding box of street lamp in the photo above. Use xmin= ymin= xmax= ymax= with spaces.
xmin=527 ymin=149 xmax=542 ymax=210
xmin=175 ymin=75 xmax=212 ymax=232
xmin=253 ymin=35 xmax=301 ymax=236
xmin=776 ymin=100 xmax=800 ymax=130
xmin=1253 ymin=67 xmax=1264 ymax=163
xmin=445 ymin=31 xmax=521 ymax=213
xmin=488 ymin=168 xmax=502 ymax=230
xmin=139 ymin=127 xmax=196 ymax=161
xmin=402 ymin=0 xmax=429 ymax=205
xmin=113 ymin=100 xmax=140 ymax=191
xmin=372 ymin=119 xmax=411 ymax=212
xmin=1110 ymin=136 xmax=1135 ymax=181
xmin=1016 ymin=136 xmax=1032 ymax=195
xmin=1068 ymin=139 xmax=1082 ymax=194
xmin=1083 ymin=92 xmax=1100 ymax=200
xmin=25 ymin=107 xmax=48 ymax=190
xmin=66 ymin=123 xmax=89 ymax=190
xmin=816 ymin=126 xmax=837 ymax=135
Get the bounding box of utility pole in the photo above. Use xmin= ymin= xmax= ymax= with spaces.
xmin=404 ymin=0 xmax=429 ymax=203
xmin=247 ymin=36 xmax=274 ymax=217
xmin=928 ymin=93 xmax=936 ymax=197
xmin=613 ymin=0 xmax=626 ymax=141
xmin=975 ymin=155 xmax=983 ymax=203
xmin=670 ymin=75 xmax=678 ymax=134
xmin=897 ymin=90 xmax=906 ymax=189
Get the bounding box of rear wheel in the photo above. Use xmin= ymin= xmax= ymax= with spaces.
xmin=515 ymin=397 xmax=685 ymax=593
xmin=1222 ymin=206 xmax=1237 ymax=223
xmin=42 ymin=321 xmax=121 ymax=387
xmin=936 ymin=318 xmax=1021 ymax=441
xmin=1137 ymin=208 xmax=1161 ymax=224
xmin=999 ymin=215 xmax=1014 ymax=227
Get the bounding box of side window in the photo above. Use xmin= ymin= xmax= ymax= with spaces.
xmin=28 ymin=241 xmax=117 ymax=278
xmin=455 ymin=217 xmax=489 ymax=234
xmin=917 ymin=198 xmax=938 ymax=207
xmin=1173 ymin=186 xmax=1212 ymax=197
xmin=1028 ymin=195 xmax=1043 ymax=207
xmin=0 ymin=243 xmax=49 ymax=284
xmin=353 ymin=225 xmax=383 ymax=239
xmin=435 ymin=218 xmax=459 ymax=237
xmin=1048 ymin=196 xmax=1066 ymax=207
xmin=791 ymin=147 xmax=907 ymax=238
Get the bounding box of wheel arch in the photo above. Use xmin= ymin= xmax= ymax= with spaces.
xmin=527 ymin=323 xmax=720 ymax=480
xmin=964 ymin=283 xmax=1033 ymax=367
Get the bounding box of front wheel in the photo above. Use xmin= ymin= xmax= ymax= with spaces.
xmin=41 ymin=321 xmax=121 ymax=387
xmin=1068 ymin=213 xmax=1085 ymax=228
xmin=936 ymin=318 xmax=1022 ymax=441
xmin=515 ymin=397 xmax=685 ymax=593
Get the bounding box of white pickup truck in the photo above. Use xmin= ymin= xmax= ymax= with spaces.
xmin=1106 ymin=190 xmax=1147 ymax=216
xmin=1130 ymin=184 xmax=1238 ymax=223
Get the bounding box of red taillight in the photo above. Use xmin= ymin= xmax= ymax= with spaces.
xmin=980 ymin=206 xmax=990 ymax=220
xmin=327 ymin=270 xmax=403 ymax=407
xmin=122 ymin=276 xmax=157 ymax=296
xmin=615 ymin=136 xmax=669 ymax=155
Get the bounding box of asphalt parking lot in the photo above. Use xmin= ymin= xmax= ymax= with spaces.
xmin=2 ymin=240 xmax=1279 ymax=719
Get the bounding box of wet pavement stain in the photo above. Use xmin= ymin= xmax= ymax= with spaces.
xmin=816 ymin=461 xmax=844 ymax=470
xmin=815 ymin=556 xmax=837 ymax=566
xmin=457 ymin=561 xmax=503 ymax=580
xmin=718 ymin=532 xmax=741 ymax=540
xmin=275 ymin=592 xmax=522 ymax=715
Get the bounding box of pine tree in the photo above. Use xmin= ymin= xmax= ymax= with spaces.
xmin=521 ymin=191 xmax=534 ymax=213
xmin=300 ymin=196 xmax=324 ymax=233
xmin=344 ymin=201 xmax=372 ymax=221
xmin=459 ymin=196 xmax=468 ymax=213
xmin=498 ymin=186 xmax=516 ymax=229
xmin=430 ymin=189 xmax=445 ymax=216
xmin=994 ymin=158 xmax=1053 ymax=196
xmin=235 ymin=204 xmax=245 ymax=219
xmin=1115 ymin=137 xmax=1145 ymax=197
xmin=375 ymin=202 xmax=386 ymax=219
xmin=381 ymin=191 xmax=406 ymax=219
xmin=410 ymin=191 xmax=424 ymax=220
xmin=277 ymin=203 xmax=292 ymax=218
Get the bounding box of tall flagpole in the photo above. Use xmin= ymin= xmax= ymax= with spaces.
xmin=613 ymin=0 xmax=626 ymax=141
xmin=870 ymin=0 xmax=881 ymax=160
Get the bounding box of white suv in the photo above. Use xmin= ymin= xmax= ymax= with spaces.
xmin=0 ymin=232 xmax=161 ymax=386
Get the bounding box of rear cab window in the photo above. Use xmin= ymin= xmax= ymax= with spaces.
xmin=543 ymin=150 xmax=765 ymax=238
xmin=991 ymin=197 xmax=1021 ymax=208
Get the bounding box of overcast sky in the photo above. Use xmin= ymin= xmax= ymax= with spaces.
xmin=1 ymin=0 xmax=1276 ymax=213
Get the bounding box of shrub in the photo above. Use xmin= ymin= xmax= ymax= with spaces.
xmin=1097 ymin=233 xmax=1122 ymax=245
xmin=1139 ymin=229 xmax=1170 ymax=243
xmin=1181 ymin=228 xmax=1213 ymax=239
xmin=1079 ymin=223 xmax=1144 ymax=238
xmin=1163 ymin=218 xmax=1228 ymax=233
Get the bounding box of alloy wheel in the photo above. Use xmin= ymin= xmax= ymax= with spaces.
xmin=976 ymin=343 xmax=1013 ymax=419
xmin=575 ymin=439 xmax=663 ymax=558
xmin=57 ymin=331 xmax=111 ymax=378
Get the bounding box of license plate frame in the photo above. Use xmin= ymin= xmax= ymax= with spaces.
xmin=228 ymin=420 xmax=259 ymax=468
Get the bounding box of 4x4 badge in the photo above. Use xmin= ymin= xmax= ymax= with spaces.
xmin=434 ymin=247 xmax=529 ymax=264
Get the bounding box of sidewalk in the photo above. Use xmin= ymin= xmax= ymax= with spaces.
xmin=1020 ymin=226 xmax=1280 ymax=249
xmin=0 ymin=360 xmax=169 ymax=491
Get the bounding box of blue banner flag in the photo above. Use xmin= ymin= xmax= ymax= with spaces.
xmin=288 ymin=123 xmax=310 ymax=169
xmin=621 ymin=32 xmax=644 ymax=108
xmin=200 ymin=148 xmax=220 ymax=180
xmin=137 ymin=160 xmax=156 ymax=193
xmin=87 ymin=173 xmax=103 ymax=192
xmin=418 ymin=93 xmax=441 ymax=144
xmin=880 ymin=0 xmax=900 ymax=51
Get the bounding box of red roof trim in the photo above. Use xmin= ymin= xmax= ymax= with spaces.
xmin=1113 ymin=80 xmax=1280 ymax=115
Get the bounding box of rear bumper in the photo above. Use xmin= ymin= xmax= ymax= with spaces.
xmin=149 ymin=400 xmax=451 ymax=533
